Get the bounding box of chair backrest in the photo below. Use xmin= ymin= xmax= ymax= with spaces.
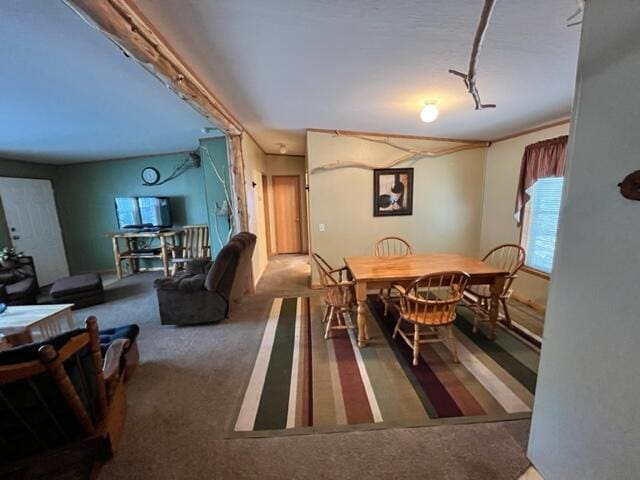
xmin=374 ymin=236 xmax=414 ymax=256
xmin=180 ymin=225 xmax=210 ymax=259
xmin=0 ymin=317 xmax=107 ymax=463
xmin=312 ymin=253 xmax=353 ymax=307
xmin=482 ymin=244 xmax=526 ymax=277
xmin=399 ymin=271 xmax=470 ymax=326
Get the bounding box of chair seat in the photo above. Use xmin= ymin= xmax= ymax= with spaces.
xmin=400 ymin=310 xmax=457 ymax=326
xmin=466 ymin=284 xmax=492 ymax=298
xmin=5 ymin=278 xmax=37 ymax=301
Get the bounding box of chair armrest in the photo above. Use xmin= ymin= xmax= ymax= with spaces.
xmin=392 ymin=284 xmax=407 ymax=296
xmin=103 ymin=338 xmax=130 ymax=400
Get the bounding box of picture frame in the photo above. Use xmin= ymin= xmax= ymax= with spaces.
xmin=373 ymin=168 xmax=414 ymax=217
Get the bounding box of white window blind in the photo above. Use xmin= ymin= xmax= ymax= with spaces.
xmin=523 ymin=177 xmax=564 ymax=273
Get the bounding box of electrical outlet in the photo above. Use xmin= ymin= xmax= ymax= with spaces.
xmin=319 ymin=223 xmax=325 ymax=232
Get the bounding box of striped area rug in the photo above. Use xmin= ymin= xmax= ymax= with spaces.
xmin=231 ymin=295 xmax=538 ymax=437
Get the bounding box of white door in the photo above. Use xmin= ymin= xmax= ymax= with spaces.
xmin=0 ymin=177 xmax=69 ymax=285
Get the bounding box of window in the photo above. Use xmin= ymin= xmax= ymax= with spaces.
xmin=521 ymin=177 xmax=564 ymax=274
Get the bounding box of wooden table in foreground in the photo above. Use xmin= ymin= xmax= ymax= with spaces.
xmin=0 ymin=304 xmax=75 ymax=345
xmin=344 ymin=253 xmax=508 ymax=347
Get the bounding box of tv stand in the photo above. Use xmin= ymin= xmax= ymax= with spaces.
xmin=106 ymin=229 xmax=182 ymax=278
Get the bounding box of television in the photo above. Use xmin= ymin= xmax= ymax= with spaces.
xmin=115 ymin=196 xmax=172 ymax=230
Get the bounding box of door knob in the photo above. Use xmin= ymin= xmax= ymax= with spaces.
xmin=11 ymin=235 xmax=20 ymax=240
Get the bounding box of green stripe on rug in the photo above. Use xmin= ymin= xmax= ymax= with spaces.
xmin=253 ymin=297 xmax=298 ymax=430
xmin=455 ymin=312 xmax=538 ymax=394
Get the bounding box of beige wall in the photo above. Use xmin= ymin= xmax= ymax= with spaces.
xmin=241 ymin=134 xmax=269 ymax=284
xmin=264 ymin=155 xmax=308 ymax=253
xmin=480 ymin=123 xmax=570 ymax=306
xmin=307 ymin=131 xmax=487 ymax=282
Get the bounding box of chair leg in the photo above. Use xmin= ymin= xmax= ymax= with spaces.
xmin=501 ymin=298 xmax=512 ymax=328
xmin=324 ymin=309 xmax=335 ymax=340
xmin=392 ymin=317 xmax=402 ymax=339
xmin=447 ymin=325 xmax=459 ymax=363
xmin=472 ymin=300 xmax=480 ymax=334
xmin=413 ymin=324 xmax=421 ymax=366
xmin=322 ymin=304 xmax=330 ymax=323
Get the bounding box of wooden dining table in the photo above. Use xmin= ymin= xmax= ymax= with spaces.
xmin=344 ymin=253 xmax=508 ymax=347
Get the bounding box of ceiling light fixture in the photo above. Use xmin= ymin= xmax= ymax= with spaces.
xmin=420 ymin=100 xmax=439 ymax=123
xmin=278 ymin=143 xmax=287 ymax=154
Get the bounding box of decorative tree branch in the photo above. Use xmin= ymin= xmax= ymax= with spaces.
xmin=449 ymin=0 xmax=497 ymax=110
xmin=200 ymin=143 xmax=235 ymax=247
xmin=309 ymin=131 xmax=488 ymax=174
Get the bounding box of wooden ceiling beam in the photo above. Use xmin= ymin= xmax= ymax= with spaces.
xmin=63 ymin=0 xmax=243 ymax=136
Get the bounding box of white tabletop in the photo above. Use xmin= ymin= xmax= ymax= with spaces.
xmin=0 ymin=304 xmax=74 ymax=329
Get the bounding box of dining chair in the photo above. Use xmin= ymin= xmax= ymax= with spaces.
xmin=464 ymin=244 xmax=526 ymax=333
xmin=392 ymin=271 xmax=470 ymax=365
xmin=312 ymin=253 xmax=358 ymax=340
xmin=170 ymin=224 xmax=211 ymax=276
xmin=374 ymin=236 xmax=414 ymax=315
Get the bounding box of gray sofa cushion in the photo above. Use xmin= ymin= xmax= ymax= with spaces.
xmin=154 ymin=273 xmax=206 ymax=292
xmin=6 ymin=278 xmax=37 ymax=301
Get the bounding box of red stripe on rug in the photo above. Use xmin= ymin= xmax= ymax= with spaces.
xmin=332 ymin=330 xmax=374 ymax=424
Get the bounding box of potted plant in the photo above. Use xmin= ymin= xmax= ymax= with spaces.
xmin=0 ymin=247 xmax=23 ymax=269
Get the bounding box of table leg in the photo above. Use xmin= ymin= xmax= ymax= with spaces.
xmin=488 ymin=275 xmax=506 ymax=340
xmin=112 ymin=237 xmax=122 ymax=279
xmin=160 ymin=236 xmax=169 ymax=277
xmin=356 ymin=280 xmax=368 ymax=347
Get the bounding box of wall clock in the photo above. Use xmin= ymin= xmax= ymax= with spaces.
xmin=141 ymin=167 xmax=160 ymax=185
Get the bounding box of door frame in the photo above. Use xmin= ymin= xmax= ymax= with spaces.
xmin=261 ymin=174 xmax=273 ymax=256
xmin=272 ymin=174 xmax=303 ymax=254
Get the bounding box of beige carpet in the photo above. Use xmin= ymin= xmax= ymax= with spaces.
xmin=71 ymin=255 xmax=532 ymax=479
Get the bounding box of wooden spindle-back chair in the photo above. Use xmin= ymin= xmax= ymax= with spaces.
xmin=374 ymin=236 xmax=415 ymax=315
xmin=0 ymin=317 xmax=129 ymax=479
xmin=374 ymin=236 xmax=414 ymax=257
xmin=392 ymin=271 xmax=470 ymax=365
xmin=464 ymin=244 xmax=526 ymax=332
xmin=171 ymin=224 xmax=211 ymax=275
xmin=312 ymin=253 xmax=358 ymax=340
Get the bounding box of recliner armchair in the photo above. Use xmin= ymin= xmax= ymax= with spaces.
xmin=153 ymin=232 xmax=256 ymax=326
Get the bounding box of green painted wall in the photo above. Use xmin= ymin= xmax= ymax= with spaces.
xmin=0 ymin=157 xmax=58 ymax=249
xmin=0 ymin=139 xmax=231 ymax=274
xmin=55 ymin=151 xmax=212 ymax=273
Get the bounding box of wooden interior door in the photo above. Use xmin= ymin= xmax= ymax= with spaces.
xmin=272 ymin=175 xmax=302 ymax=254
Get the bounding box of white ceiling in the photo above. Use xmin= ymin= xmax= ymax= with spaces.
xmin=0 ymin=0 xmax=216 ymax=164
xmin=135 ymin=0 xmax=581 ymax=156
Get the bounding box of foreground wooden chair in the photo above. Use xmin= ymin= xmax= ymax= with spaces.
xmin=313 ymin=253 xmax=358 ymax=340
xmin=0 ymin=317 xmax=129 ymax=479
xmin=392 ymin=271 xmax=469 ymax=365
xmin=170 ymin=224 xmax=211 ymax=276
xmin=374 ymin=236 xmax=414 ymax=315
xmin=464 ymin=244 xmax=526 ymax=332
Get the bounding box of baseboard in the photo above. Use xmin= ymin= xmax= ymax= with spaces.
xmin=511 ymin=292 xmax=546 ymax=313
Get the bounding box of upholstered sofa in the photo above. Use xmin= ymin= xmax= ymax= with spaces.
xmin=0 ymin=256 xmax=38 ymax=305
xmin=153 ymin=232 xmax=256 ymax=326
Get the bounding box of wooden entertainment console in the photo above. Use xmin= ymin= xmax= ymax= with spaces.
xmin=106 ymin=229 xmax=182 ymax=279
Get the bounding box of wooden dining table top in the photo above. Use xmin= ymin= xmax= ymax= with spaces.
xmin=343 ymin=253 xmax=508 ymax=282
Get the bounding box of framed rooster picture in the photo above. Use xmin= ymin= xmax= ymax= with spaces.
xmin=373 ymin=168 xmax=414 ymax=216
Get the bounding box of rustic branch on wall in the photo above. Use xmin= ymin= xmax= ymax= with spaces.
xmin=310 ymin=131 xmax=488 ymax=174
xmin=448 ymin=0 xmax=497 ymax=110
xmin=567 ymin=0 xmax=585 ymax=27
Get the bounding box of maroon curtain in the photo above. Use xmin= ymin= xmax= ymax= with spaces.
xmin=514 ymin=135 xmax=568 ymax=225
